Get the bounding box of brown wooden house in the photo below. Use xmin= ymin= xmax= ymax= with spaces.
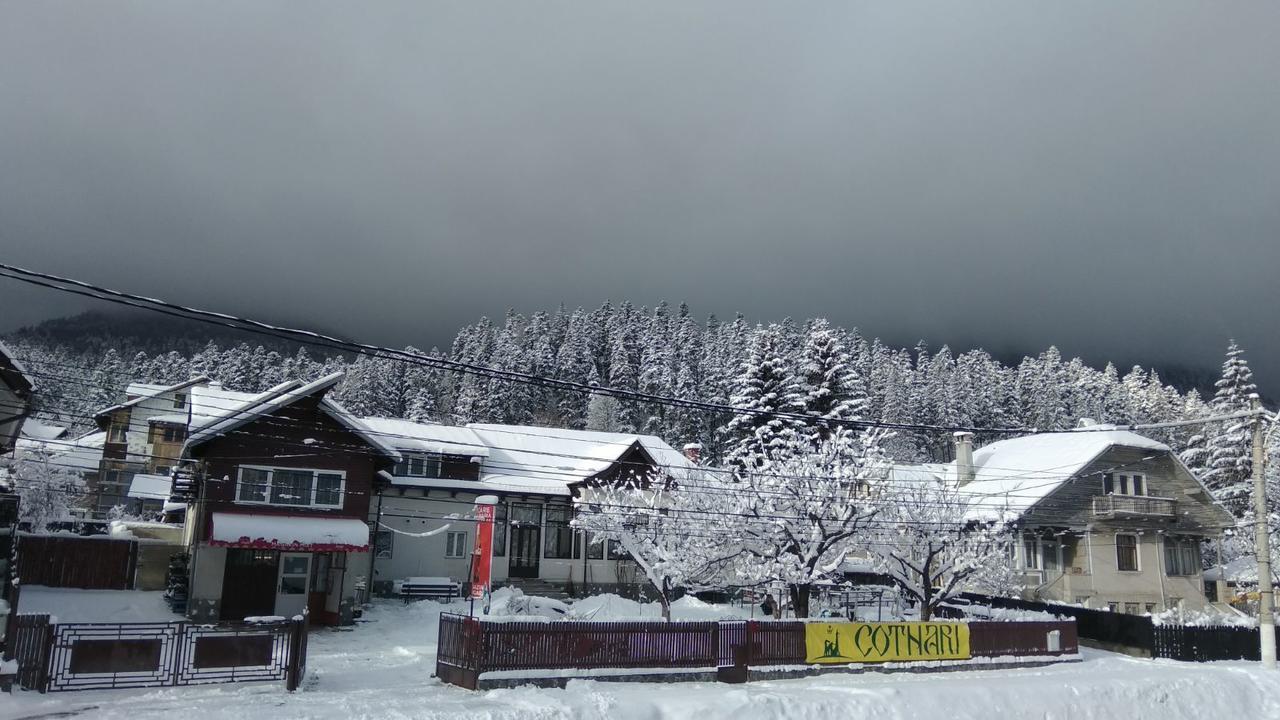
xmin=180 ymin=373 xmax=400 ymax=626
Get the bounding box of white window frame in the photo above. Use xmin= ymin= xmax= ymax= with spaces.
xmin=445 ymin=531 xmax=468 ymax=559
xmin=234 ymin=465 xmax=346 ymax=509
xmin=396 ymin=452 xmax=443 ymax=478
xmin=1022 ymin=536 xmax=1041 ymax=570
xmin=1104 ymin=473 xmax=1147 ymax=497
xmin=1115 ymin=533 xmax=1141 ymax=572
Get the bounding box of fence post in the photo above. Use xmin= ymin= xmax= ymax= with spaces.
xmin=1 ymin=583 xmax=20 ymax=663
xmin=37 ymin=619 xmax=55 ymax=693
xmin=285 ymin=614 xmax=308 ymax=692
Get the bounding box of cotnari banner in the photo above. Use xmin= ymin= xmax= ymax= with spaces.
xmin=804 ymin=622 xmax=970 ymax=664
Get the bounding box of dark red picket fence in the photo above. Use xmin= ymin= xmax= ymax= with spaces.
xmin=435 ymin=614 xmax=1078 ymax=689
xmin=967 ymin=621 xmax=1079 ymax=657
xmin=18 ymin=535 xmax=138 ymax=590
xmin=480 ymin=620 xmax=720 ymax=671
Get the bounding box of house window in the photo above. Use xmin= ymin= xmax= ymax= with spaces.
xmin=1107 ymin=602 xmax=1119 ymax=612
xmin=374 ymin=530 xmax=393 ymax=559
xmin=445 ymin=531 xmax=468 ymax=559
xmin=1125 ymin=603 xmax=1140 ymax=615
xmin=234 ymin=466 xmax=345 ymax=509
xmin=394 ymin=453 xmax=443 ymax=478
xmin=108 ymin=424 xmax=128 ymax=443
xmin=1105 ymin=473 xmax=1147 ymax=496
xmin=493 ymin=503 xmax=507 ymax=558
xmin=1164 ymin=538 xmax=1202 ymax=576
xmin=1022 ymin=537 xmax=1040 ymax=570
xmin=1116 ymin=534 xmax=1139 ymax=572
xmin=544 ymin=506 xmax=575 ymax=559
xmin=173 ymin=393 xmax=187 ymax=409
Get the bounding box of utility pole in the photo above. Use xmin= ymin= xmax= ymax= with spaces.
xmin=1251 ymin=395 xmax=1275 ymax=669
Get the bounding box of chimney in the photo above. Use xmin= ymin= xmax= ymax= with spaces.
xmin=682 ymin=442 xmax=702 ymax=464
xmin=954 ymin=432 xmax=975 ymax=486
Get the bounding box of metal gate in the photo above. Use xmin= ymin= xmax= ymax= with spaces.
xmin=10 ymin=614 xmax=305 ymax=693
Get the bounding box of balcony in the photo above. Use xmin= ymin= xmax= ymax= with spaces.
xmin=1092 ymin=494 xmax=1176 ymax=518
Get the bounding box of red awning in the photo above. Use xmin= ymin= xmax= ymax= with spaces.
xmin=209 ymin=512 xmax=370 ymax=552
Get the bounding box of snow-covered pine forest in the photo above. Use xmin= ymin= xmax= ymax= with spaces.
xmin=4 ymin=302 xmax=1270 ymax=521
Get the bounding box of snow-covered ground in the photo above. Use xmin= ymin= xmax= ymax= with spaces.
xmin=16 ymin=586 xmax=181 ymax=624
xmin=6 ymin=593 xmax=1280 ymax=720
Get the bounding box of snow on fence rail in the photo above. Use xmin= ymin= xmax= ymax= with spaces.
xmin=434 ymin=613 xmax=1078 ymax=690
xmin=5 ymin=613 xmax=309 ymax=693
xmin=960 ymin=592 xmax=1280 ymax=662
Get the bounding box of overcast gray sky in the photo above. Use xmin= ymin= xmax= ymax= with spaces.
xmin=2 ymin=1 xmax=1277 ymax=388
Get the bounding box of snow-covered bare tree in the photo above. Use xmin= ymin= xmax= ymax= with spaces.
xmin=733 ymin=429 xmax=892 ymax=618
xmin=872 ymin=473 xmax=1014 ymax=621
xmin=6 ymin=447 xmax=88 ymax=534
xmin=572 ymin=471 xmax=739 ymax=620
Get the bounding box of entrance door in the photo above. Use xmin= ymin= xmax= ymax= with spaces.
xmin=221 ymin=549 xmax=278 ymax=621
xmin=509 ymin=504 xmax=541 ymax=579
xmin=276 ymin=553 xmax=312 ymax=619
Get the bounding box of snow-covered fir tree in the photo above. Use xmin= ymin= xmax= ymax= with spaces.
xmin=722 ymin=324 xmax=807 ymax=470
xmin=1204 ymin=341 xmax=1258 ymax=516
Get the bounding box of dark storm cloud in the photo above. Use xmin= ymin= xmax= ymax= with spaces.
xmin=2 ymin=1 xmax=1278 ymax=386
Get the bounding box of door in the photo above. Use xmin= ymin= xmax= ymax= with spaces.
xmin=509 ymin=504 xmax=541 ymax=579
xmin=276 ymin=553 xmax=312 ymax=619
xmin=221 ymin=549 xmax=278 ymax=621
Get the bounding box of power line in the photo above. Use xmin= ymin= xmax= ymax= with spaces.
xmin=0 ymin=263 xmax=1040 ymax=435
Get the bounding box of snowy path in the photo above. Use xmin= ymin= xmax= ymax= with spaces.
xmin=6 ymin=599 xmax=1280 ymax=720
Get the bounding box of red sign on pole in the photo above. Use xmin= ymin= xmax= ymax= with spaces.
xmin=469 ymin=500 xmax=496 ymax=599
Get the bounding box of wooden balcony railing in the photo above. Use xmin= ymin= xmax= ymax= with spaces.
xmin=1091 ymin=494 xmax=1176 ymax=518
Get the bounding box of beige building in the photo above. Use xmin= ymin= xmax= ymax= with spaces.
xmin=953 ymin=428 xmax=1235 ymax=613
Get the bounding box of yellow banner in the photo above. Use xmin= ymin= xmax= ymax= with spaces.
xmin=804 ymin=622 xmax=970 ymax=664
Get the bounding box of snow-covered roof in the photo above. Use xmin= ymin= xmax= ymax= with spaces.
xmin=20 ymin=420 xmax=67 ymax=441
xmin=13 ymin=430 xmax=107 ymax=473
xmin=885 ymin=428 xmax=1180 ymax=522
xmin=183 ymin=373 xmax=402 ymax=463
xmin=467 ymin=424 xmax=696 ymax=492
xmin=961 ymin=428 xmax=1170 ymax=517
xmin=146 ymin=414 xmax=190 ymax=425
xmin=359 ymin=417 xmax=488 ymax=457
xmin=0 ymin=340 xmax=35 ymax=395
xmin=94 ymin=376 xmax=211 ymax=420
xmin=363 ymin=420 xmax=695 ymax=494
xmin=127 ymin=473 xmax=173 ymax=501
xmin=187 ymin=382 xmax=280 ymax=430
xmin=209 ymin=512 xmax=370 ymax=552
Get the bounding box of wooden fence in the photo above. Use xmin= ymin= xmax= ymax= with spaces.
xmin=959 ymin=592 xmax=1280 ymax=662
xmin=1152 ymin=624 xmax=1280 ymax=662
xmin=960 ymin=592 xmax=1154 ymax=655
xmin=7 ymin=614 xmax=308 ymax=693
xmin=435 ymin=615 xmax=1078 ymax=689
xmin=17 ymin=535 xmax=138 ymax=590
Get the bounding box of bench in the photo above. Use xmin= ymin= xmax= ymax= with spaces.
xmin=395 ymin=577 xmax=462 ymax=604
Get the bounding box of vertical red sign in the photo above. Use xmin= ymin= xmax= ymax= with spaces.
xmin=470 ymin=501 xmax=495 ymax=599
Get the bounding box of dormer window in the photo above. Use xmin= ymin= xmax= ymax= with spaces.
xmin=1103 ymin=473 xmax=1146 ymax=497
xmin=395 ymin=453 xmax=443 ymax=478
xmin=173 ymin=393 xmax=187 ymax=409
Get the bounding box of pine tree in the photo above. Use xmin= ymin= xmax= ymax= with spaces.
xmin=723 ymin=324 xmax=806 ymax=470
xmin=796 ymin=319 xmax=865 ymax=449
xmin=1204 ymin=341 xmax=1258 ymax=515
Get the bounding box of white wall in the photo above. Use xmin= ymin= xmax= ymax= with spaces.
xmin=369 ymin=488 xmax=631 ymax=591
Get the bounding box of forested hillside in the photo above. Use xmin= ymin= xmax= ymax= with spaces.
xmin=4 ymin=302 xmax=1266 ymax=518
